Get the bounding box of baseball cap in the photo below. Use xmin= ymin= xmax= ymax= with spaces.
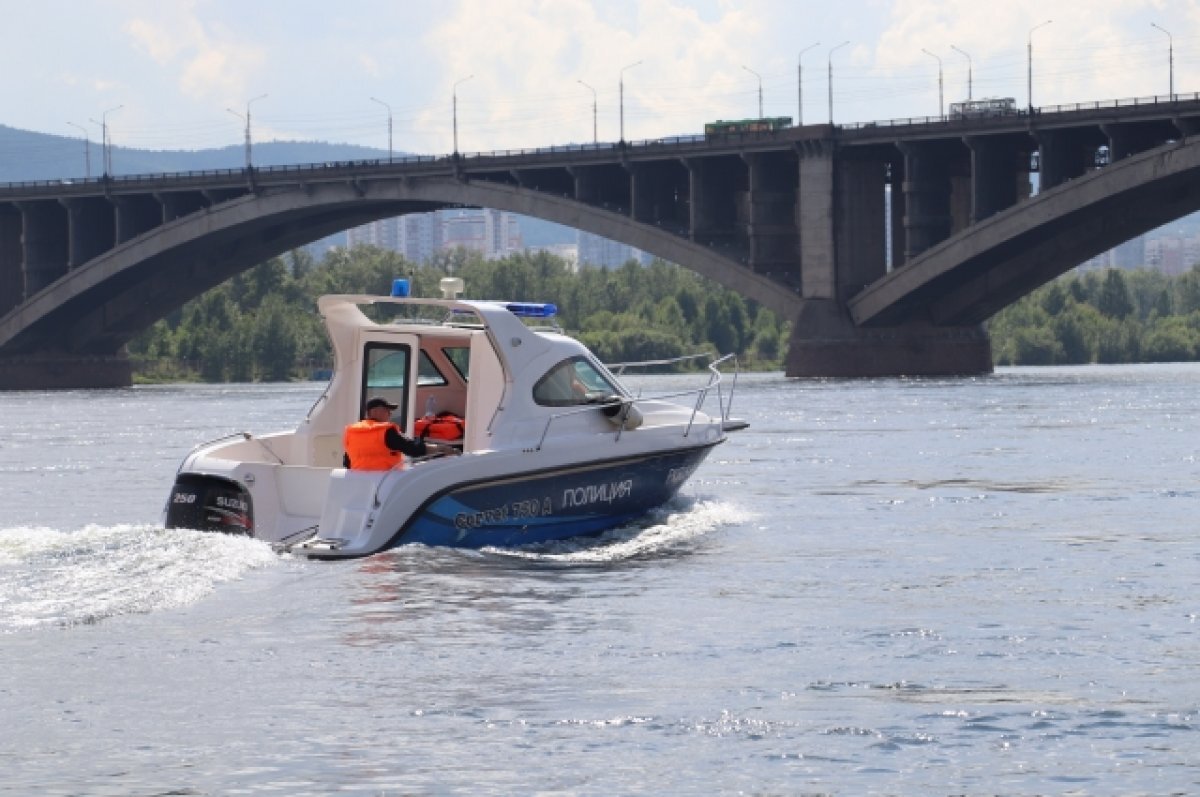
xmin=365 ymin=397 xmax=398 ymax=411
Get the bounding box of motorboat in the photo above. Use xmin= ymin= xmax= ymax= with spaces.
xmin=164 ymin=278 xmax=746 ymax=558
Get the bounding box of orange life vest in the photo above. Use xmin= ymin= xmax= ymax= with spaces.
xmin=343 ymin=419 xmax=403 ymax=470
xmin=415 ymin=411 xmax=465 ymax=441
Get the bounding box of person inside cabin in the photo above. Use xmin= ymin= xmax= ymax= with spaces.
xmin=343 ymin=396 xmax=439 ymax=470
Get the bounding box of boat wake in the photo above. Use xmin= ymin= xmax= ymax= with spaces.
xmin=0 ymin=524 xmax=279 ymax=632
xmin=484 ymin=497 xmax=754 ymax=563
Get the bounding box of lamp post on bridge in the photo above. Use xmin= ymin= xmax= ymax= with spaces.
xmin=798 ymin=41 xmax=819 ymax=126
xmin=88 ymin=104 xmax=122 ymax=177
xmin=227 ymin=94 xmax=267 ymax=169
xmin=828 ymin=40 xmax=849 ymax=124
xmin=452 ymin=74 xmax=474 ymax=156
xmin=1028 ymin=19 xmax=1052 ymax=112
xmin=619 ymin=60 xmax=643 ymax=143
xmin=1150 ymin=22 xmax=1174 ymax=100
xmin=921 ymin=48 xmax=944 ymax=118
xmin=950 ymin=45 xmax=972 ymax=101
xmin=66 ymin=121 xmax=91 ymax=179
xmin=577 ymin=79 xmax=597 ymax=144
xmin=370 ymin=96 xmax=393 ymax=162
xmin=742 ymin=65 xmax=763 ymax=119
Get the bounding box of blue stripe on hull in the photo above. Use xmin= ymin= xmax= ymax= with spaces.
xmin=392 ymin=445 xmax=715 ymax=549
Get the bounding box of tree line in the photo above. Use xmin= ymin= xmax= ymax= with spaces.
xmin=130 ymin=245 xmax=1200 ymax=381
xmin=128 ymin=246 xmax=790 ymax=382
xmin=988 ymin=265 xmax=1200 ymax=365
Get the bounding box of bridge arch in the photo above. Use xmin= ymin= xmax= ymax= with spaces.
xmin=849 ymin=137 xmax=1200 ymax=327
xmin=0 ymin=176 xmax=801 ymax=361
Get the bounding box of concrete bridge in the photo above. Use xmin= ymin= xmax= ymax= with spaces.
xmin=3 ymin=93 xmax=1200 ymax=388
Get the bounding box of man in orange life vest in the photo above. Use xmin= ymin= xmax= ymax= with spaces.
xmin=343 ymin=396 xmax=443 ymax=470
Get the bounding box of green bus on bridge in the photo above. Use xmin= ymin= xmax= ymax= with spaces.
xmin=704 ymin=117 xmax=793 ymax=136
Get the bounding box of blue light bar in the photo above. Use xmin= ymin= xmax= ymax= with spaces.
xmin=391 ymin=278 xmax=410 ymax=298
xmin=505 ymin=302 xmax=557 ymax=318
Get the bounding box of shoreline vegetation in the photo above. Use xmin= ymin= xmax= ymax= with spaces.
xmin=129 ymin=246 xmax=1200 ymax=384
xmin=129 ymin=246 xmax=789 ymax=384
xmin=989 ymin=265 xmax=1200 ymax=366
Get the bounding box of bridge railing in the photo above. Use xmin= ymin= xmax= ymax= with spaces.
xmin=4 ymin=91 xmax=1200 ymax=191
xmin=840 ymin=91 xmax=1200 ymax=132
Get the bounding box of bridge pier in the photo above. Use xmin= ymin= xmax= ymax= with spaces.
xmin=0 ymin=204 xmax=21 ymax=316
xmin=0 ymin=353 xmax=133 ymax=390
xmin=17 ymin=201 xmax=69 ymax=296
xmin=62 ymin=197 xmax=114 ymax=268
xmin=788 ymin=144 xmax=992 ymax=377
xmin=784 ymin=300 xmax=992 ymax=377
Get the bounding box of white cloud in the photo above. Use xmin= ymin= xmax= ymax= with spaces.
xmin=121 ymin=10 xmax=266 ymax=107
xmin=3 ymin=0 xmax=1199 ymax=152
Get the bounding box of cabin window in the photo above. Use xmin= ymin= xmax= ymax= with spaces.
xmin=532 ymin=357 xmax=619 ymax=407
xmin=362 ymin=343 xmax=411 ymax=426
xmin=443 ymin=346 xmax=470 ymax=381
xmin=417 ymin=350 xmax=448 ymax=386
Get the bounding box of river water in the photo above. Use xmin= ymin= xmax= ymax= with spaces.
xmin=0 ymin=365 xmax=1197 ymax=795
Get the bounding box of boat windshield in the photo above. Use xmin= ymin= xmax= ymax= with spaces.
xmin=532 ymin=357 xmax=620 ymax=407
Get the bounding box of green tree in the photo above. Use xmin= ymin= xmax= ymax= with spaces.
xmin=1096 ymin=269 xmax=1134 ymax=319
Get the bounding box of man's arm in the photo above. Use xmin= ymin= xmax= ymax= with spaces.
xmin=384 ymin=426 xmax=427 ymax=457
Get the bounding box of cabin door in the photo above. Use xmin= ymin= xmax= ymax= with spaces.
xmin=359 ymin=335 xmax=421 ymax=433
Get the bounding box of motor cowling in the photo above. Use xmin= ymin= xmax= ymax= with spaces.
xmin=165 ymin=474 xmax=255 ymax=535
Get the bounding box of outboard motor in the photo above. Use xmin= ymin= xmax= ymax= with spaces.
xmin=165 ymin=474 xmax=255 ymax=535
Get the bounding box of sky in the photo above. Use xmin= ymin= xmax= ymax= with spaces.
xmin=2 ymin=0 xmax=1199 ymax=159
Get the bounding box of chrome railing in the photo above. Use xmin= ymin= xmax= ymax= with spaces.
xmin=532 ymin=352 xmax=740 ymax=451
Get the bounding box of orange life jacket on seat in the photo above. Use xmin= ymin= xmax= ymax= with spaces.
xmin=414 ymin=412 xmax=465 ymax=441
xmin=343 ymin=419 xmax=403 ymax=470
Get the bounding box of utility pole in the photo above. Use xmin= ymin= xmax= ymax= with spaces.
xmin=828 ymin=41 xmax=849 ymax=124
xmin=1151 ymin=23 xmax=1174 ymax=100
xmin=950 ymin=45 xmax=972 ymax=101
xmin=577 ymin=80 xmax=597 ymax=143
xmin=89 ymin=104 xmax=122 ymax=177
xmin=370 ymin=97 xmax=393 ymax=162
xmin=452 ymin=75 xmax=474 ymax=155
xmin=1028 ymin=20 xmax=1052 ymax=112
xmin=921 ymin=48 xmax=944 ymax=118
xmin=227 ymin=94 xmax=267 ymax=169
xmin=742 ymin=65 xmax=763 ymax=118
xmin=67 ymin=121 xmax=91 ymax=178
xmin=620 ymin=60 xmax=643 ymax=142
xmin=798 ymin=41 xmax=819 ymax=125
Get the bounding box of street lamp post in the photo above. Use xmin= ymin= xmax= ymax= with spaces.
xmin=577 ymin=80 xmax=597 ymax=144
xmin=921 ymin=48 xmax=944 ymax=118
xmin=1151 ymin=22 xmax=1174 ymax=100
xmin=950 ymin=45 xmax=972 ymax=101
xmin=227 ymin=94 xmax=267 ymax=169
xmin=1028 ymin=20 xmax=1052 ymax=112
xmin=452 ymin=74 xmax=474 ymax=155
xmin=828 ymin=41 xmax=849 ymax=124
xmin=89 ymin=104 xmax=122 ymax=177
xmin=798 ymin=41 xmax=819 ymax=125
xmin=742 ymin=65 xmax=763 ymax=118
xmin=619 ymin=60 xmax=643 ymax=143
xmin=67 ymin=121 xmax=91 ymax=179
xmin=370 ymin=96 xmax=393 ymax=162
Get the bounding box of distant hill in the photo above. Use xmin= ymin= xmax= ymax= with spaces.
xmin=0 ymin=124 xmax=389 ymax=182
xmin=0 ymin=124 xmax=578 ymax=249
